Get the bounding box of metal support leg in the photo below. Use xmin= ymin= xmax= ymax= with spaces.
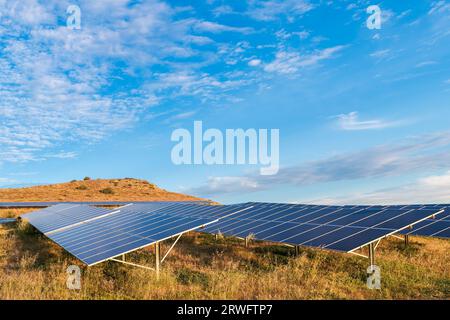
xmin=215 ymin=234 xmax=218 ymax=241
xmin=245 ymin=237 xmax=249 ymax=248
xmin=404 ymin=235 xmax=410 ymax=248
xmin=368 ymin=242 xmax=375 ymax=266
xmin=295 ymin=245 xmax=300 ymax=256
xmin=155 ymin=242 xmax=161 ymax=280
xmin=122 ymin=254 xmax=125 ymax=262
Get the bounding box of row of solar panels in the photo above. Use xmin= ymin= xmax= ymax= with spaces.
xmin=19 ymin=202 xmax=448 ymax=266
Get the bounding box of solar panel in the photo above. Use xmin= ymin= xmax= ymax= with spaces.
xmin=17 ymin=201 xmax=448 ymax=267
xmin=0 ymin=218 xmax=16 ymax=224
xmin=400 ymin=205 xmax=450 ymax=239
xmin=45 ymin=204 xmax=250 ymax=265
xmin=203 ymin=203 xmax=443 ymax=252
xmin=21 ymin=204 xmax=115 ymax=234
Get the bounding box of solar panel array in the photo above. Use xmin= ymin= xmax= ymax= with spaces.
xmin=400 ymin=205 xmax=449 ymax=239
xmin=21 ymin=202 xmax=251 ymax=265
xmin=19 ymin=201 xmax=447 ymax=266
xmin=203 ymin=203 xmax=443 ymax=252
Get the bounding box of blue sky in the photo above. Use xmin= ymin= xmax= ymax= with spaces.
xmin=0 ymin=0 xmax=449 ymax=204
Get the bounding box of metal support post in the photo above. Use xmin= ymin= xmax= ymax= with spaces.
xmin=368 ymin=242 xmax=375 ymax=266
xmin=404 ymin=235 xmax=410 ymax=248
xmin=155 ymin=242 xmax=161 ymax=280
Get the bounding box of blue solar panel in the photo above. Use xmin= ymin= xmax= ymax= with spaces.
xmin=17 ymin=201 xmax=448 ymax=266
xmin=399 ymin=205 xmax=450 ymax=239
xmin=203 ymin=203 xmax=443 ymax=252
xmin=42 ymin=204 xmax=251 ymax=265
xmin=0 ymin=218 xmax=16 ymax=224
xmin=21 ymin=204 xmax=114 ymax=234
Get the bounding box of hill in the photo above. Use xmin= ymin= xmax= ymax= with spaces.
xmin=0 ymin=178 xmax=203 ymax=202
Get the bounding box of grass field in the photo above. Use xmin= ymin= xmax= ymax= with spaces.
xmin=0 ymin=208 xmax=449 ymax=300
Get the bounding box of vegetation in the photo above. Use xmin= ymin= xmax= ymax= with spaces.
xmin=0 ymin=210 xmax=448 ymax=300
xmin=0 ymin=178 xmax=202 ymax=202
xmin=99 ymin=187 xmax=114 ymax=195
xmin=83 ymin=177 xmax=91 ymax=181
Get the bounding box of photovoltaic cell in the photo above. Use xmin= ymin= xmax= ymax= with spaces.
xmin=203 ymin=203 xmax=444 ymax=252
xmin=399 ymin=205 xmax=450 ymax=239
xmin=21 ymin=204 xmax=115 ymax=234
xmin=40 ymin=203 xmax=252 ymax=265
xmin=18 ymin=201 xmax=448 ymax=266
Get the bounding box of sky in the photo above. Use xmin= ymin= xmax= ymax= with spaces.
xmin=0 ymin=0 xmax=449 ymax=205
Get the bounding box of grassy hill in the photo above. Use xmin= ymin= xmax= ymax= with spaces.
xmin=0 ymin=179 xmax=448 ymax=299
xmin=0 ymin=178 xmax=203 ymax=202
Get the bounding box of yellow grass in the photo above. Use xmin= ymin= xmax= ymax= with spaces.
xmin=0 ymin=213 xmax=449 ymax=300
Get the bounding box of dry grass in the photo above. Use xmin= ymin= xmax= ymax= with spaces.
xmin=0 ymin=212 xmax=448 ymax=300
xmin=0 ymin=178 xmax=203 ymax=202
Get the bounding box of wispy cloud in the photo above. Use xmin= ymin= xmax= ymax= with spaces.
xmin=0 ymin=0 xmax=262 ymax=164
xmin=370 ymin=49 xmax=391 ymax=59
xmin=45 ymin=151 xmax=78 ymax=159
xmin=428 ymin=1 xmax=450 ymax=15
xmin=246 ymin=0 xmax=314 ymax=21
xmin=306 ymin=170 xmax=450 ymax=205
xmin=415 ymin=60 xmax=437 ymax=68
xmin=334 ymin=111 xmax=405 ymax=131
xmin=188 ymin=176 xmax=263 ymax=195
xmin=187 ymin=131 xmax=450 ymax=196
xmin=264 ymin=46 xmax=346 ymax=74
xmin=0 ymin=178 xmax=19 ymax=186
xmin=193 ymin=20 xmax=253 ymax=34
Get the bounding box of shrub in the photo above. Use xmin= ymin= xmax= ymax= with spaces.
xmin=83 ymin=177 xmax=91 ymax=181
xmin=175 ymin=268 xmax=209 ymax=288
xmin=99 ymin=187 xmax=114 ymax=194
xmin=76 ymin=185 xmax=88 ymax=190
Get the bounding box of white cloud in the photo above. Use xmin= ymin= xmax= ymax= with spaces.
xmin=193 ymin=21 xmax=253 ymax=34
xmin=334 ymin=111 xmax=404 ymax=131
xmin=212 ymin=5 xmax=235 ymax=17
xmin=420 ymin=170 xmax=450 ymax=187
xmin=0 ymin=0 xmax=263 ymax=164
xmin=428 ymin=1 xmax=450 ymax=15
xmin=264 ymin=46 xmax=345 ymax=74
xmin=189 ymin=176 xmax=263 ymax=196
xmin=293 ymin=30 xmax=310 ymax=40
xmin=45 ymin=151 xmax=77 ymax=159
xmin=307 ymin=170 xmax=450 ymax=205
xmin=247 ymin=0 xmax=314 ymax=21
xmin=415 ymin=61 xmax=437 ymax=68
xmin=248 ymin=59 xmax=262 ymax=67
xmin=370 ymin=49 xmax=391 ymax=59
xmin=187 ymin=131 xmax=450 ymax=196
